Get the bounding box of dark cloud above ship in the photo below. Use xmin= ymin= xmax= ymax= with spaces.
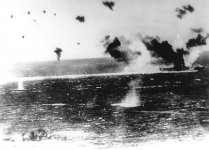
xmin=142 ymin=36 xmax=188 ymax=70
xmin=176 ymin=4 xmax=194 ymax=19
xmin=191 ymin=28 xmax=204 ymax=33
xmin=186 ymin=34 xmax=209 ymax=49
xmin=102 ymin=1 xmax=115 ymax=11
xmin=76 ymin=16 xmax=85 ymax=23
xmin=102 ymin=36 xmax=141 ymax=63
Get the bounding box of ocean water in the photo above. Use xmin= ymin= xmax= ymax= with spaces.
xmin=0 ymin=59 xmax=209 ymax=149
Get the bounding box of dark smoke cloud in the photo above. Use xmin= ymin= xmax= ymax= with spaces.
xmin=191 ymin=28 xmax=204 ymax=33
xmin=142 ymin=36 xmax=188 ymax=70
xmin=103 ymin=36 xmax=141 ymax=63
xmin=104 ymin=37 xmax=127 ymax=62
xmin=76 ymin=16 xmax=85 ymax=23
xmin=54 ymin=47 xmax=63 ymax=61
xmin=102 ymin=1 xmax=115 ymax=11
xmin=186 ymin=34 xmax=209 ymax=49
xmin=183 ymin=4 xmax=194 ymax=12
xmin=176 ymin=8 xmax=186 ymax=19
xmin=103 ymin=32 xmax=209 ymax=70
xmin=176 ymin=4 xmax=194 ymax=19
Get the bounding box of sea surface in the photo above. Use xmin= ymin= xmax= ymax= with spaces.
xmin=0 ymin=59 xmax=209 ymax=149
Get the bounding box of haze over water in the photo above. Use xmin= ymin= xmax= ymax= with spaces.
xmin=1 ymin=0 xmax=209 ymax=149
xmin=0 ymin=59 xmax=209 ymax=149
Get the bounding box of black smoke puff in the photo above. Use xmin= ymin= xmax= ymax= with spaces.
xmin=102 ymin=1 xmax=115 ymax=10
xmin=104 ymin=37 xmax=140 ymax=63
xmin=186 ymin=34 xmax=208 ymax=49
xmin=76 ymin=16 xmax=85 ymax=23
xmin=176 ymin=4 xmax=194 ymax=19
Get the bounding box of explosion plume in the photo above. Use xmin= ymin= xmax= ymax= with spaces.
xmin=103 ymin=36 xmax=141 ymax=64
xmin=54 ymin=48 xmax=63 ymax=61
xmin=142 ymin=36 xmax=188 ymax=70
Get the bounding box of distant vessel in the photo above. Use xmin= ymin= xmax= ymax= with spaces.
xmin=0 ymin=65 xmax=207 ymax=94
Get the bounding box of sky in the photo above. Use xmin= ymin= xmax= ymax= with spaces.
xmin=0 ymin=0 xmax=209 ymax=63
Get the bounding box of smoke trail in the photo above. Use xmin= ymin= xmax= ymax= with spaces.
xmin=102 ymin=1 xmax=115 ymax=11
xmin=176 ymin=4 xmax=194 ymax=19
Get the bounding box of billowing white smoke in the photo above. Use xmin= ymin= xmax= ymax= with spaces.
xmin=174 ymin=33 xmax=185 ymax=50
xmin=171 ymin=32 xmax=209 ymax=67
xmin=119 ymin=35 xmax=160 ymax=73
xmin=185 ymin=38 xmax=209 ymax=67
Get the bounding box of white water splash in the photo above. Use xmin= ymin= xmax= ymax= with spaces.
xmin=42 ymin=103 xmax=67 ymax=106
xmin=18 ymin=81 xmax=24 ymax=90
xmin=112 ymin=87 xmax=141 ymax=108
xmin=17 ymin=80 xmax=24 ymax=90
